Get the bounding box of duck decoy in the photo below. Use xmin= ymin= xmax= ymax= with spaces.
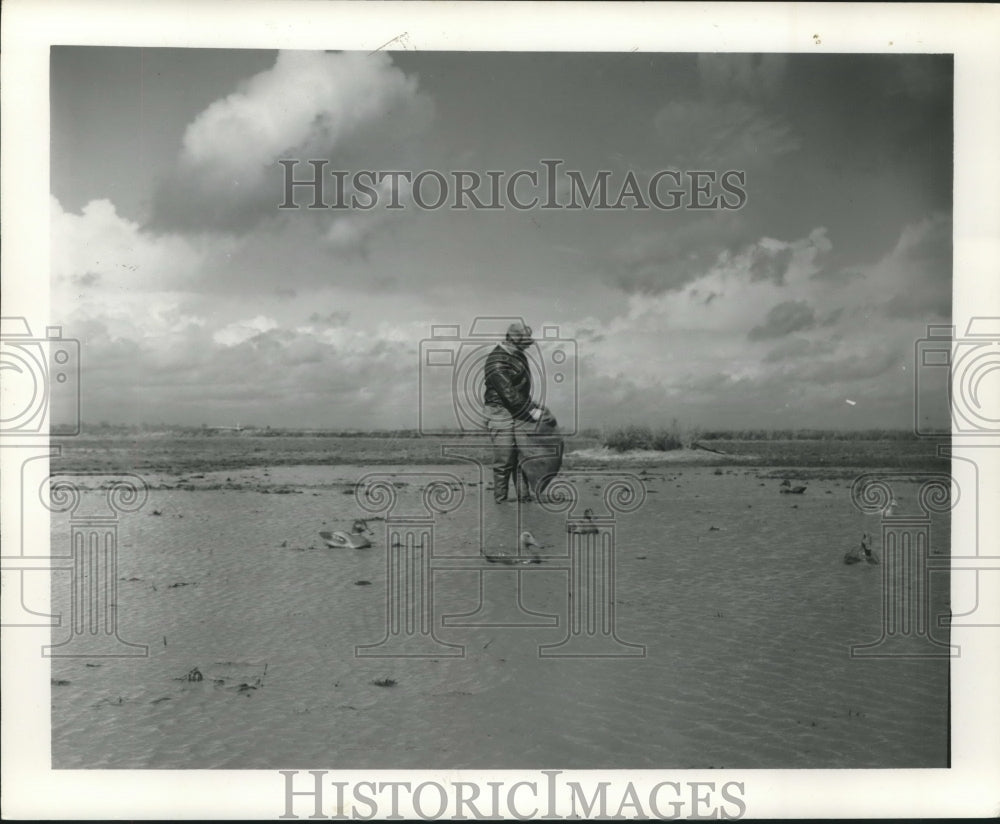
xmin=567 ymin=508 xmax=599 ymax=534
xmin=844 ymin=532 xmax=878 ymax=565
xmin=484 ymin=531 xmax=544 ymax=565
xmin=320 ymin=519 xmax=373 ymax=549
xmin=519 ymin=531 xmax=543 ymax=563
xmin=779 ymin=480 xmax=807 ymax=494
xmin=862 ymin=534 xmax=880 ymax=564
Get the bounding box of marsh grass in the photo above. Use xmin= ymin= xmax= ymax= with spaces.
xmin=600 ymin=424 xmax=937 ymax=453
xmin=602 ymin=424 xmax=685 ymax=452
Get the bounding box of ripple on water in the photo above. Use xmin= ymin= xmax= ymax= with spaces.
xmin=51 ymin=469 xmax=949 ymax=768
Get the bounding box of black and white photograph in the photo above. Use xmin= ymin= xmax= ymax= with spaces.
xmin=2 ymin=2 xmax=999 ymax=820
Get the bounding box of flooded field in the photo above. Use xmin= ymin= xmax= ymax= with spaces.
xmin=50 ymin=460 xmax=951 ymax=769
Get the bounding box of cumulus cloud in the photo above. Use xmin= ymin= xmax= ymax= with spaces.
xmin=150 ymin=50 xmax=430 ymax=232
xmin=609 ymin=217 xmax=829 ymax=297
xmin=72 ymin=312 xmax=423 ymax=428
xmin=58 ymin=211 xmax=946 ymax=430
xmin=49 ymin=48 xmax=950 ymax=432
xmin=877 ymin=213 xmax=951 ymax=319
xmin=322 ymin=172 xmax=414 ymax=256
xmin=181 ymin=50 xmax=420 ymax=187
xmin=567 ymin=214 xmax=947 ymax=429
xmin=213 ymin=315 xmax=279 ymax=347
xmin=50 ymin=196 xmax=242 ymax=342
xmin=610 ymin=213 xmax=753 ymax=295
xmin=50 ymin=181 xmax=436 ymax=422
xmin=52 ymin=197 xmax=208 ymax=294
xmin=807 ymin=213 xmax=950 ymax=321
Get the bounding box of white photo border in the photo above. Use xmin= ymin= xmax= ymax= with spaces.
xmin=2 ymin=1 xmax=998 ymax=819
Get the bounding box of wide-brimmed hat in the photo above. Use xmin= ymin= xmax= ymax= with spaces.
xmin=506 ymin=321 xmax=534 ymax=346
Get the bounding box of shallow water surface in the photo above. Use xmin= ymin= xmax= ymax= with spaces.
xmin=51 ymin=464 xmax=950 ymax=768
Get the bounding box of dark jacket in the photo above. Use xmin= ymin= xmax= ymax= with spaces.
xmin=484 ymin=344 xmax=535 ymax=420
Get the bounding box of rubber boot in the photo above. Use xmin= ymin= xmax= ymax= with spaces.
xmin=492 ymin=467 xmax=511 ymax=503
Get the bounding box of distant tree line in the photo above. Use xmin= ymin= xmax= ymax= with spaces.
xmin=692 ymin=428 xmax=937 ymax=441
xmin=62 ymin=421 xmax=945 ymax=447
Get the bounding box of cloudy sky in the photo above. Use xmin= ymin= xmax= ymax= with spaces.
xmin=51 ymin=48 xmax=952 ymax=431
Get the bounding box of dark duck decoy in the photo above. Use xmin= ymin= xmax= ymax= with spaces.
xmin=844 ymin=532 xmax=878 ymax=565
xmin=567 ymin=508 xmax=599 ymax=534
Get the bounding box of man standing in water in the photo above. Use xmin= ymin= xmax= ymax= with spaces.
xmin=483 ymin=320 xmax=542 ymax=503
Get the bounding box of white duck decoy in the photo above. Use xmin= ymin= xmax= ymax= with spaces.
xmin=484 ymin=530 xmax=543 ymax=564
xmin=520 ymin=530 xmax=543 ymax=562
xmin=320 ymin=519 xmax=373 ymax=549
xmin=567 ymin=508 xmax=599 ymax=534
xmin=844 ymin=532 xmax=878 ymax=565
